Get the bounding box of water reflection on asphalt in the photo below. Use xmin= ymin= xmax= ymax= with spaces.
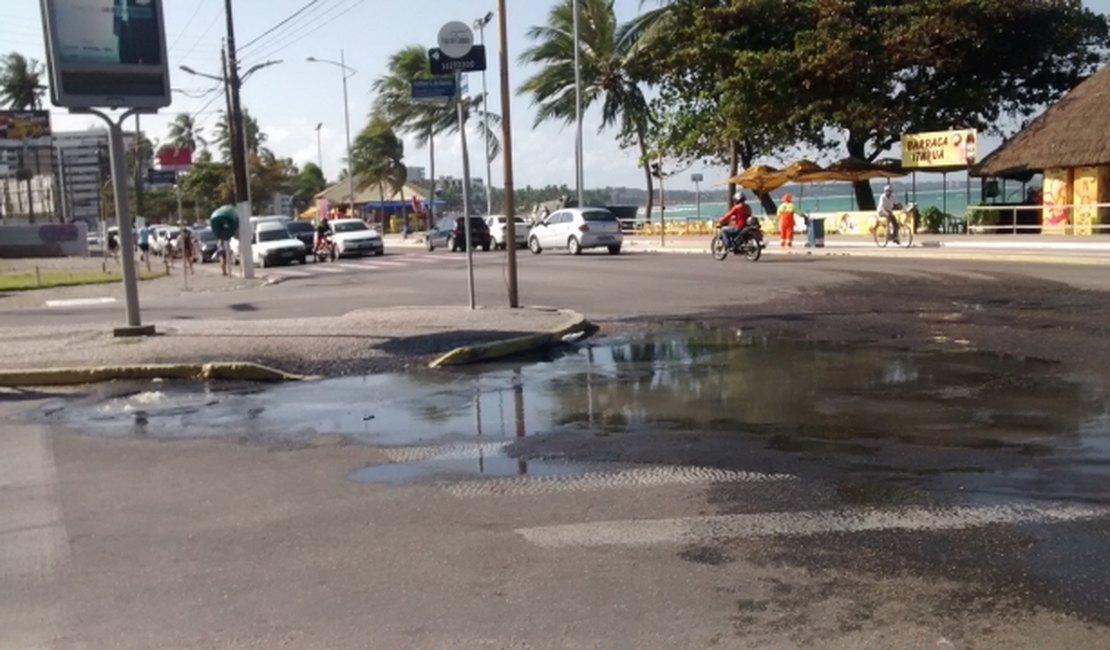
xmin=41 ymin=326 xmax=1110 ymax=493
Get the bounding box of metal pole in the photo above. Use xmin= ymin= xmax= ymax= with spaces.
xmin=315 ymin=122 xmax=323 ymax=171
xmin=695 ymin=178 xmax=701 ymax=221
xmin=497 ymin=0 xmax=520 ymax=308
xmin=428 ymin=127 xmax=436 ymax=228
xmin=572 ymin=0 xmax=584 ymax=208
xmin=478 ymin=22 xmax=493 ymax=216
xmin=77 ymin=109 xmax=149 ymax=334
xmin=134 ymin=114 xmax=144 ymax=221
xmin=241 ymin=118 xmax=252 ymax=213
xmin=457 ymin=70 xmax=476 ymax=310
xmin=659 ymin=157 xmax=666 ymax=247
xmin=223 ymin=0 xmax=253 ymax=278
xmin=176 ymin=183 xmax=183 ymax=223
xmin=341 ymin=49 xmax=355 ymax=218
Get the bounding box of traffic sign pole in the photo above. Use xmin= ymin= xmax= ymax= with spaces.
xmin=457 ymin=69 xmax=476 ymax=311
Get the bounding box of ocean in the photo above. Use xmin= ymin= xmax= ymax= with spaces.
xmin=641 ymin=188 xmax=979 ymax=221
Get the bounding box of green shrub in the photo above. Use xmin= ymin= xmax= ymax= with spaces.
xmin=966 ymin=206 xmax=999 ymax=227
xmin=921 ymin=206 xmax=947 ymax=233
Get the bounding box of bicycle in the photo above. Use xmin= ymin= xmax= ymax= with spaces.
xmin=871 ymin=211 xmax=914 ymax=248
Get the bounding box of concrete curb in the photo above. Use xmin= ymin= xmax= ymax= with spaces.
xmin=625 ymin=244 xmax=1110 ymax=266
xmin=428 ymin=309 xmax=590 ymax=368
xmin=0 ymin=362 xmax=307 ymax=388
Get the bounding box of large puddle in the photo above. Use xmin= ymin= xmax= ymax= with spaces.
xmin=40 ymin=327 xmax=1110 ymax=488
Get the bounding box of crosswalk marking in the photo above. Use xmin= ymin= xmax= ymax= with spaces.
xmin=515 ymin=502 xmax=1110 ymax=549
xmin=372 ymin=260 xmax=406 ymax=267
xmin=264 ymin=252 xmax=502 ymax=280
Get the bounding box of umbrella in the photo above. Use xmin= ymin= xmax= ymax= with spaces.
xmin=782 ymin=159 xmax=823 ymax=181
xmin=722 ymin=164 xmax=790 ymax=194
xmin=799 ymin=156 xmax=908 ymax=183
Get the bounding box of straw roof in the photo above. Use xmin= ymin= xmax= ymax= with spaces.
xmin=315 ymin=179 xmax=433 ymax=205
xmin=975 ymin=64 xmax=1110 ymax=177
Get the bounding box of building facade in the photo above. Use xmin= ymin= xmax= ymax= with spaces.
xmin=52 ymin=129 xmax=136 ymax=226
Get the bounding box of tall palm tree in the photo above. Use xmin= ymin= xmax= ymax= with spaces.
xmin=518 ymin=0 xmax=655 ymax=220
xmin=351 ymin=115 xmax=408 ymax=224
xmin=212 ymin=110 xmax=266 ymax=162
xmin=165 ymin=113 xmax=207 ymax=152
xmin=0 ymin=53 xmax=46 ymax=110
xmin=372 ymin=45 xmax=501 ymax=218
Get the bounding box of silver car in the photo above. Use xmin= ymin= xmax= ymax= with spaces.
xmin=527 ymin=207 xmax=623 ymax=255
xmin=485 ymin=215 xmax=529 ymax=250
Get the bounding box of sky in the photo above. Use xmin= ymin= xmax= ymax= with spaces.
xmin=4 ymin=0 xmax=1110 ymax=193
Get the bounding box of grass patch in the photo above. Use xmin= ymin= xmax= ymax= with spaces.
xmin=0 ymin=269 xmax=167 ymax=292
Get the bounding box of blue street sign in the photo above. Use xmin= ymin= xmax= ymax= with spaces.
xmin=428 ymin=45 xmax=487 ymax=75
xmin=411 ymin=78 xmax=457 ymax=102
xmin=146 ymin=169 xmax=177 ymax=187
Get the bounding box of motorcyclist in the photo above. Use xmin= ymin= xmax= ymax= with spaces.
xmin=718 ymin=192 xmax=753 ymax=248
xmin=315 ymin=217 xmax=333 ymax=253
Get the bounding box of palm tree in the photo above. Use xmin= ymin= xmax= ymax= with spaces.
xmin=372 ymin=46 xmax=501 ymax=224
xmin=518 ymin=0 xmax=655 ymax=220
xmin=165 ymin=113 xmax=207 ymax=152
xmin=0 ymin=53 xmax=46 ymax=110
xmin=212 ymin=110 xmax=266 ymax=162
xmin=351 ymin=115 xmax=408 ymax=227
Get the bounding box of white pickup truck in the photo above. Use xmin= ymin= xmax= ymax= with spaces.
xmin=232 ymin=221 xmax=306 ymax=268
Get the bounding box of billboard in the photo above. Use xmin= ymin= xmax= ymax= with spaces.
xmin=0 ymin=111 xmax=52 ymax=143
xmin=156 ymin=146 xmax=192 ymax=171
xmin=40 ymin=0 xmax=171 ymax=109
xmin=901 ymin=129 xmax=978 ymax=169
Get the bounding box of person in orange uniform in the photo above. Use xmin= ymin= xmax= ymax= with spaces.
xmin=777 ymin=193 xmax=800 ymax=248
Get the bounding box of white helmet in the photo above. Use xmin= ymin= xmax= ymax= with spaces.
xmin=734 ymin=191 xmax=747 ymax=202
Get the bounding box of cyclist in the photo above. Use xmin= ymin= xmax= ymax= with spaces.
xmin=717 ymin=192 xmax=752 ymax=248
xmin=877 ymin=185 xmax=900 ymax=244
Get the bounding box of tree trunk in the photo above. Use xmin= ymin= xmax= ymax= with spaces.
xmin=638 ymin=129 xmax=654 ymax=224
xmin=847 ymin=135 xmax=877 ymax=210
xmin=728 ymin=140 xmax=739 ymax=208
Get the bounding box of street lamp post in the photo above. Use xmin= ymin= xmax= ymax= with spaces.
xmin=474 ymin=11 xmax=494 ymax=216
xmin=314 ymin=122 xmax=323 ymax=171
xmin=307 ymin=53 xmax=356 ymax=219
xmin=572 ymin=0 xmax=585 ymax=208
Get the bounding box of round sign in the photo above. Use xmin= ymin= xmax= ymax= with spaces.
xmin=438 ymin=21 xmax=474 ymax=58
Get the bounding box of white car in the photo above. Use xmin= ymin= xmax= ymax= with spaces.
xmin=232 ymin=221 xmax=306 ymax=268
xmin=528 ymin=207 xmax=623 ymax=255
xmin=330 ymin=218 xmax=384 ymax=257
xmin=485 ymin=215 xmax=529 ymax=250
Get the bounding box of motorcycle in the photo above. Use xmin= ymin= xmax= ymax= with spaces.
xmin=711 ymin=217 xmax=764 ymax=262
xmin=314 ymin=233 xmax=337 ymax=262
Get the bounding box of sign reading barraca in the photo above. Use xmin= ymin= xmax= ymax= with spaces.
xmin=901 ymin=129 xmax=978 ymax=169
xmin=0 ymin=111 xmax=51 ymax=142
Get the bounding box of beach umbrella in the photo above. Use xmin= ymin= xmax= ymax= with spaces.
xmin=782 ymin=159 xmax=823 ymax=182
xmin=800 ymin=156 xmax=908 ymax=183
xmin=721 ymin=164 xmax=790 ymax=194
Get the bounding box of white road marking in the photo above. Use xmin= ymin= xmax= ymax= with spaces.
xmin=311 ymin=265 xmax=343 ymax=273
xmin=383 ymin=442 xmax=512 ymax=463
xmin=0 ymin=426 xmax=68 ymax=646
xmin=336 ymin=263 xmax=369 ymax=271
xmin=446 ymin=466 xmax=796 ymax=498
xmin=272 ymin=269 xmax=311 ymax=278
xmin=44 ymin=297 xmax=116 ymax=307
xmin=372 ymin=260 xmax=407 ymax=267
xmin=516 ymin=503 xmax=1110 ymax=549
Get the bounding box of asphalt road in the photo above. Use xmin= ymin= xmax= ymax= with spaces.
xmin=4 ymin=246 xmax=1110 ymax=328
xmin=5 ymin=249 xmax=1110 ymax=648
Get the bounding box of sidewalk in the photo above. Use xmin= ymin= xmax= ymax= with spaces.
xmin=0 ymin=306 xmax=588 ymax=381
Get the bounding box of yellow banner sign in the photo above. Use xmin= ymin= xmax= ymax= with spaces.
xmin=901 ymin=129 xmax=978 ymax=169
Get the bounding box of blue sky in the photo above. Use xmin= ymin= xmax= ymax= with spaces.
xmin=4 ymin=0 xmax=1110 ymax=192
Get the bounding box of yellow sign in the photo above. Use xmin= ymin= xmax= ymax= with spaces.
xmin=901 ymin=129 xmax=978 ymax=169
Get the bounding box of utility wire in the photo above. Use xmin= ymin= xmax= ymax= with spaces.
xmin=239 ymin=0 xmax=321 ymax=52
xmin=241 ymin=0 xmax=366 ymax=68
xmin=167 ymin=0 xmax=212 ymax=52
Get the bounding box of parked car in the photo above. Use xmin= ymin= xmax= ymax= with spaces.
xmin=485 ymin=215 xmax=529 ymax=250
xmin=528 ymin=207 xmax=623 ymax=255
xmin=284 ymin=220 xmax=316 ymax=252
xmin=330 ymin=218 xmax=384 ymax=257
xmin=426 ymin=216 xmax=492 ymax=252
xmin=195 ymin=227 xmax=219 ymax=263
xmin=232 ymin=221 xmax=306 ymax=268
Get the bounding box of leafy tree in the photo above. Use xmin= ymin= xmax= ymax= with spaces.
xmin=249 ymin=150 xmax=298 ymax=214
xmin=0 ymin=52 xmax=45 ymax=110
xmin=165 ymin=113 xmax=207 ymax=152
xmin=179 ymin=159 xmax=232 ymax=219
xmin=290 ymin=162 xmax=327 ymax=212
xmin=518 ymin=0 xmax=656 ymax=220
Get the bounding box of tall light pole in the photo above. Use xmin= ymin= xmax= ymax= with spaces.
xmin=474 ymin=11 xmax=494 ymax=216
xmin=307 ymin=52 xmax=356 ymax=218
xmin=572 ymin=0 xmax=585 ymax=208
xmin=314 ymin=122 xmax=323 ymax=171
xmin=497 ymin=0 xmax=520 ymax=308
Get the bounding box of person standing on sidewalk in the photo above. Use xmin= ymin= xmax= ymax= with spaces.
xmin=777 ymin=194 xmax=800 ymax=248
xmin=137 ymin=224 xmax=151 ymax=269
xmin=177 ymin=228 xmax=196 ymax=275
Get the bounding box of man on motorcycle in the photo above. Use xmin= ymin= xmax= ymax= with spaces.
xmin=315 ymin=217 xmax=333 ymax=254
xmin=718 ymin=192 xmax=753 ymax=248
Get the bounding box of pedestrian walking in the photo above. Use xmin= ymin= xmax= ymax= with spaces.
xmin=177 ymin=228 xmax=196 ymax=275
xmin=217 ymin=238 xmax=230 ymax=276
